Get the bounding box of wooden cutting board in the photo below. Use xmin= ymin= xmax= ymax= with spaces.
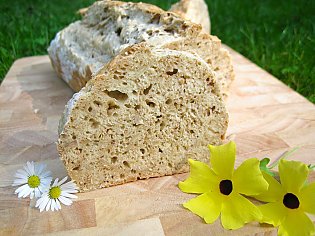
xmin=0 ymin=46 xmax=314 ymax=235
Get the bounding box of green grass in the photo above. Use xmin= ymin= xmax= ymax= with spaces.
xmin=0 ymin=0 xmax=314 ymax=102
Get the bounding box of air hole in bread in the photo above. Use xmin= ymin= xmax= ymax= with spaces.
xmin=160 ymin=121 xmax=165 ymax=130
xmin=115 ymin=27 xmax=122 ymax=36
xmin=168 ymin=163 xmax=172 ymax=168
xmin=120 ymin=173 xmax=125 ymax=178
xmin=149 ymin=13 xmax=161 ymax=24
xmin=132 ymin=90 xmax=137 ymax=95
xmin=165 ymin=98 xmax=172 ymax=105
xmin=159 ymin=148 xmax=163 ymax=153
xmin=88 ymin=107 xmax=93 ymax=112
xmin=72 ymin=134 xmax=76 ymax=140
xmin=73 ymin=166 xmax=80 ymax=171
xmin=146 ymin=100 xmax=156 ymax=107
xmin=166 ymin=68 xmax=178 ymax=76
xmin=105 ymin=90 xmax=128 ymax=102
xmin=125 ymin=104 xmax=131 ymax=108
xmin=89 ymin=118 xmax=100 ymax=129
xmin=131 ymin=169 xmax=136 ymax=174
xmin=143 ymin=84 xmax=152 ymax=95
xmin=93 ymin=100 xmax=102 ymax=106
xmin=140 ymin=148 xmax=145 ymax=154
xmin=107 ymin=101 xmax=120 ymax=116
xmin=111 ymin=156 xmax=118 ymax=164
xmin=135 ymin=104 xmax=141 ymax=110
xmin=123 ymin=161 xmax=130 ymax=168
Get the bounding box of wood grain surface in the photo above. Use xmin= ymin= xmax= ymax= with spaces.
xmin=0 ymin=46 xmax=314 ymax=235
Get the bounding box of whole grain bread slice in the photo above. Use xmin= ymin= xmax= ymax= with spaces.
xmin=48 ymin=0 xmax=233 ymax=95
xmin=57 ymin=43 xmax=228 ymax=192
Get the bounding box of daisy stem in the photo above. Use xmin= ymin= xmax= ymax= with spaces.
xmin=30 ymin=198 xmax=37 ymax=208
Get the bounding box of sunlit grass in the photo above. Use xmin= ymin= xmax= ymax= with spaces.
xmin=0 ymin=0 xmax=314 ymax=102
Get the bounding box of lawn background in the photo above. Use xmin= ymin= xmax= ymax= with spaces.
xmin=0 ymin=0 xmax=314 ymax=102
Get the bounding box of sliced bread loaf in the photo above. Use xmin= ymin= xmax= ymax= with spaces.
xmin=57 ymin=44 xmax=228 ymax=192
xmin=170 ymin=0 xmax=211 ymax=33
xmin=48 ymin=0 xmax=233 ymax=95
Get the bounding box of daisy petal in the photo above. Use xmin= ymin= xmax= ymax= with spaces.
xmin=56 ymin=199 xmax=61 ymax=210
xmin=27 ymin=161 xmax=35 ymax=175
xmin=258 ymin=202 xmax=287 ymax=226
xmin=40 ymin=171 xmax=52 ymax=178
xmin=51 ymin=199 xmax=56 ymax=211
xmin=58 ymin=176 xmax=68 ymax=186
xmin=16 ymin=169 xmax=28 ymax=176
xmin=15 ymin=171 xmax=28 ymax=180
xmin=13 ymin=178 xmax=28 ymax=186
xmin=16 ymin=185 xmax=29 ymax=198
xmin=35 ymin=163 xmax=46 ymax=176
xmin=208 ymin=141 xmax=235 ymax=179
xmin=233 ymin=158 xmax=269 ymax=196
xmin=221 ymin=193 xmax=262 ymax=230
xmin=59 ymin=196 xmax=73 ymax=206
xmin=45 ymin=199 xmax=52 ymax=211
xmin=179 ymin=159 xmax=219 ymax=194
xmin=61 ymin=192 xmax=78 ymax=199
xmin=278 ymin=210 xmax=315 ymax=236
xmin=183 ymin=192 xmax=222 ymax=224
xmin=38 ymin=195 xmax=49 ymax=212
xmin=279 ymin=160 xmax=308 ymax=193
xmin=254 ymin=172 xmax=285 ymax=202
xmin=34 ymin=188 xmax=41 ymax=198
xmin=52 ymin=178 xmax=59 ymax=187
xmin=36 ymin=194 xmax=48 ymax=207
xmin=300 ymin=182 xmax=315 ymax=214
xmin=22 ymin=187 xmax=33 ymax=198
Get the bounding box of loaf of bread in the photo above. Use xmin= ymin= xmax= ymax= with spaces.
xmin=48 ymin=0 xmax=233 ymax=96
xmin=57 ymin=44 xmax=228 ymax=192
xmin=170 ymin=0 xmax=211 ymax=33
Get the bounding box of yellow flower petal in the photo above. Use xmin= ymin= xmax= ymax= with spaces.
xmin=279 ymin=159 xmax=309 ymax=193
xmin=220 ymin=192 xmax=262 ymax=230
xmin=183 ymin=192 xmax=222 ymax=224
xmin=179 ymin=159 xmax=219 ymax=194
xmin=233 ymin=158 xmax=268 ymax=196
xmin=278 ymin=210 xmax=315 ymax=236
xmin=208 ymin=141 xmax=236 ymax=179
xmin=254 ymin=172 xmax=285 ymax=202
xmin=300 ymin=182 xmax=315 ymax=214
xmin=258 ymin=202 xmax=287 ymax=226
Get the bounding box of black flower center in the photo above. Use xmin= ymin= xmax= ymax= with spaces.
xmin=283 ymin=193 xmax=300 ymax=209
xmin=219 ymin=179 xmax=233 ymax=195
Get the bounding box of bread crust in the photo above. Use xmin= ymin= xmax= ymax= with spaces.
xmin=48 ymin=0 xmax=233 ymax=94
xmin=170 ymin=0 xmax=211 ymax=33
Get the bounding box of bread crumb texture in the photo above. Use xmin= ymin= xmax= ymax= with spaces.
xmin=57 ymin=45 xmax=228 ymax=192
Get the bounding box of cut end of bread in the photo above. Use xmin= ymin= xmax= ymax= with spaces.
xmin=58 ymin=44 xmax=228 ymax=192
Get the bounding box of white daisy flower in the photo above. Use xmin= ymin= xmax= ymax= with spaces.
xmin=13 ymin=161 xmax=52 ymax=199
xmin=35 ymin=176 xmax=79 ymax=212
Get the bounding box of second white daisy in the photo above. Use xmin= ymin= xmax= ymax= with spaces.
xmin=35 ymin=176 xmax=79 ymax=212
xmin=13 ymin=161 xmax=52 ymax=199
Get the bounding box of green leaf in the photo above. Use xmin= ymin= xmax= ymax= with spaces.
xmin=259 ymin=158 xmax=275 ymax=176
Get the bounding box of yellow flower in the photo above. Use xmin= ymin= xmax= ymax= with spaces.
xmin=255 ymin=159 xmax=315 ymax=236
xmin=179 ymin=141 xmax=268 ymax=230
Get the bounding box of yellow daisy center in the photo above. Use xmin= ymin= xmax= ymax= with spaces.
xmin=49 ymin=186 xmax=61 ymax=199
xmin=28 ymin=175 xmax=40 ymax=188
xmin=219 ymin=179 xmax=233 ymax=195
xmin=283 ymin=193 xmax=300 ymax=209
